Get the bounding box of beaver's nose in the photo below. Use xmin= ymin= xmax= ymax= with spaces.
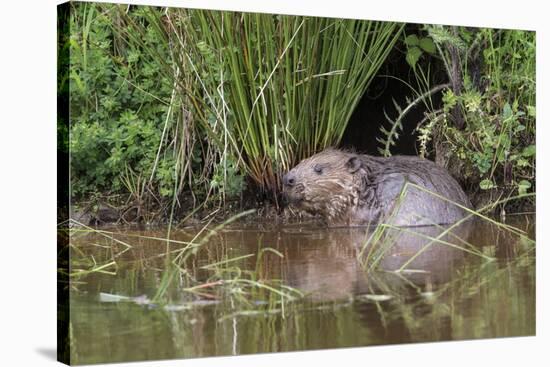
xmin=283 ymin=172 xmax=296 ymax=187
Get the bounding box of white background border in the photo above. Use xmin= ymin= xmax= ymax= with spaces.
xmin=0 ymin=0 xmax=546 ymax=366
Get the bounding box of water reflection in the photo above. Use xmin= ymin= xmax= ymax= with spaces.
xmin=69 ymin=215 xmax=535 ymax=364
xmin=274 ymin=222 xmax=475 ymax=302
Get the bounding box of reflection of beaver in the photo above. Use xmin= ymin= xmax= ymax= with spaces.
xmin=275 ymin=222 xmax=473 ymax=302
xmin=283 ymin=149 xmax=471 ymax=226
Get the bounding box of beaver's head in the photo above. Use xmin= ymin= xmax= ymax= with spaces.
xmin=282 ymin=149 xmax=365 ymax=223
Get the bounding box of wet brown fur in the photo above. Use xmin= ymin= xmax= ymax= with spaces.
xmin=283 ymin=148 xmax=471 ymax=226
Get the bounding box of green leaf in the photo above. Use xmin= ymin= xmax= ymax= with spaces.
xmin=526 ymin=105 xmax=536 ymax=117
xmin=479 ymin=179 xmax=496 ymax=190
xmin=516 ymin=158 xmax=529 ymax=167
xmin=511 ymin=100 xmax=518 ymax=113
xmin=404 ymin=34 xmax=419 ymax=46
xmin=521 ymin=145 xmax=536 ymax=157
xmin=502 ymin=102 xmax=513 ymax=120
xmin=514 ymin=124 xmax=526 ymax=133
xmin=518 ymin=180 xmax=531 ymax=195
xmin=406 ymin=46 xmax=423 ymax=68
xmin=442 ymin=89 xmax=457 ymax=109
xmin=419 ymin=37 xmax=436 ymax=54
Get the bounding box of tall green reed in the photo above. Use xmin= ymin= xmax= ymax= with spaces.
xmin=115 ymin=7 xmax=403 ymax=203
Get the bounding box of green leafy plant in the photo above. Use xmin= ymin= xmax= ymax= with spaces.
xmin=404 ymin=33 xmax=436 ymax=68
xmin=433 ymin=28 xmax=536 ymax=197
xmin=69 ymin=4 xmax=172 ymax=199
xmin=392 ymin=26 xmax=535 ymax=205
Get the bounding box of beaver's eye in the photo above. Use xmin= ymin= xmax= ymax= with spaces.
xmin=314 ymin=165 xmax=323 ymax=174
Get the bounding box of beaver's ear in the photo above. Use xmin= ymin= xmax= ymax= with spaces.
xmin=346 ymin=156 xmax=361 ymax=173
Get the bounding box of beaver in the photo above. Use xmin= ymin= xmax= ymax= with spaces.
xmin=282 ymin=148 xmax=472 ymax=226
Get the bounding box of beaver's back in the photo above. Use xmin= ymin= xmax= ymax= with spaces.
xmin=363 ymin=155 xmax=472 ymax=226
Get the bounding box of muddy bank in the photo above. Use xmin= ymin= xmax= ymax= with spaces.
xmin=70 ymin=191 xmax=289 ymax=227
xmin=71 ymin=185 xmax=534 ymax=227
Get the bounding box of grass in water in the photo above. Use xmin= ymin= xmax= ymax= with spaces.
xmin=357 ymin=181 xmax=535 ymax=272
xmin=68 ymin=210 xmax=303 ymax=314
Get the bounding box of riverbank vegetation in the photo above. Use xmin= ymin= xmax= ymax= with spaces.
xmin=65 ymin=3 xmax=535 ymax=224
xmin=395 ymin=26 xmax=536 ymax=211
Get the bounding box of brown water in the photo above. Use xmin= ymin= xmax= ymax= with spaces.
xmin=68 ymin=215 xmax=535 ymax=365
